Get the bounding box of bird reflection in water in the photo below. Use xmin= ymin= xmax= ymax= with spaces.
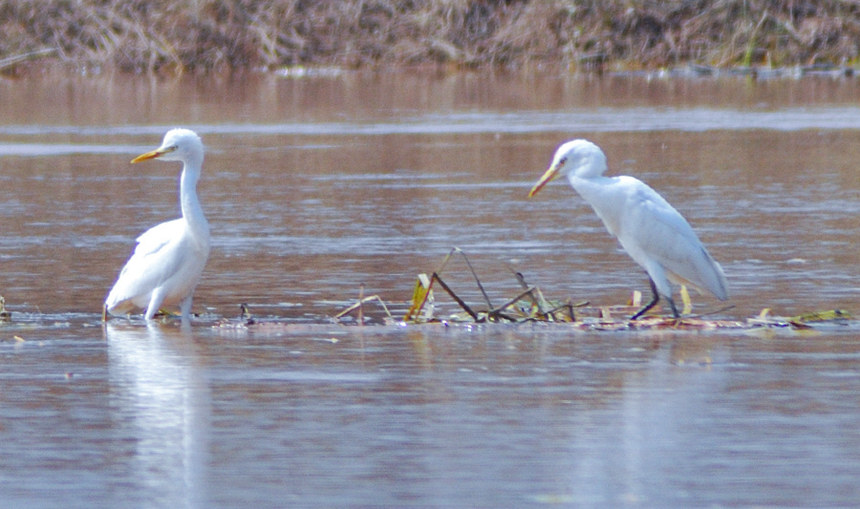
xmin=105 ymin=322 xmax=211 ymax=505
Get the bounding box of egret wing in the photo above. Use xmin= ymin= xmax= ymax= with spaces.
xmin=105 ymin=219 xmax=186 ymax=311
xmin=620 ymin=183 xmax=728 ymax=299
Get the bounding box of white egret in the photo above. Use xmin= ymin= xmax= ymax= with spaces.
xmin=529 ymin=139 xmax=728 ymax=319
xmin=104 ymin=129 xmax=210 ymax=322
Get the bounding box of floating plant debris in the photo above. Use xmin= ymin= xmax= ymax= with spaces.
xmin=334 ymin=284 xmax=394 ymax=325
xmin=337 ymin=248 xmax=851 ymax=331
xmin=0 ymin=295 xmax=11 ymax=322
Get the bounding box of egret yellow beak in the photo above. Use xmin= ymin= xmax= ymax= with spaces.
xmin=131 ymin=145 xmax=176 ymax=164
xmin=528 ymin=163 xmax=562 ymax=198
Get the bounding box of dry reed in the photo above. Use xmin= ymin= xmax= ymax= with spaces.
xmin=1 ymin=0 xmax=859 ymax=73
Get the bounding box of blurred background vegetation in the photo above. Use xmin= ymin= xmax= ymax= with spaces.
xmin=1 ymin=0 xmax=859 ymax=73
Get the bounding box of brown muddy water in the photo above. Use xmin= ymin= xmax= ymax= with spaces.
xmin=0 ymin=70 xmax=858 ymax=507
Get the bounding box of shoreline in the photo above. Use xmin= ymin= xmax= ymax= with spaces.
xmin=4 ymin=58 xmax=859 ymax=83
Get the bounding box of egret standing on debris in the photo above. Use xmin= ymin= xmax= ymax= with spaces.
xmin=528 ymin=139 xmax=728 ymax=319
xmin=104 ymin=129 xmax=210 ymax=322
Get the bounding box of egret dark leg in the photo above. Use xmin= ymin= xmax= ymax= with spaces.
xmin=665 ymin=295 xmax=680 ymax=318
xmin=631 ymin=277 xmax=680 ymax=320
xmin=631 ymin=278 xmax=660 ymax=320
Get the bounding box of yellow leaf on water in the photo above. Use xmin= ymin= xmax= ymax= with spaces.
xmin=789 ymin=309 xmax=853 ymax=323
xmin=680 ymin=285 xmax=692 ymax=315
xmin=404 ymin=273 xmax=434 ymax=322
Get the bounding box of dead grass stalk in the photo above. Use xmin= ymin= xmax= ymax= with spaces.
xmin=2 ymin=0 xmax=860 ymax=73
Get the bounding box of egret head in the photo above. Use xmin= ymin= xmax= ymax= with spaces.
xmin=131 ymin=128 xmax=203 ymax=164
xmin=528 ymin=139 xmax=607 ymax=197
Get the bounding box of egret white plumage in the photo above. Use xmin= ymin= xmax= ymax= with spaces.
xmin=104 ymin=129 xmax=210 ymax=322
xmin=529 ymin=139 xmax=728 ymax=319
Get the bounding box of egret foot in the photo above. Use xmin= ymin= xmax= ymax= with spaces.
xmin=631 ymin=278 xmax=680 ymax=320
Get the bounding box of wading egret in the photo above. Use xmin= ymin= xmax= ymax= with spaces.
xmin=528 ymin=139 xmax=728 ymax=319
xmin=104 ymin=129 xmax=210 ymax=322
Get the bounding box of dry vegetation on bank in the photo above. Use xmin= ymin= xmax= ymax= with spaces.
xmin=2 ymin=0 xmax=860 ymax=73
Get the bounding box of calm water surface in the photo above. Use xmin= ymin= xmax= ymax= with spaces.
xmin=0 ymin=70 xmax=858 ymax=507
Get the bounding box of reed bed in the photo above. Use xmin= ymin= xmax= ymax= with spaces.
xmin=2 ymin=0 xmax=860 ymax=73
